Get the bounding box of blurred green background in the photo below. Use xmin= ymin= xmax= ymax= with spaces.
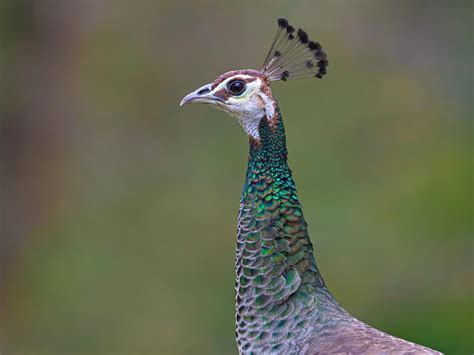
xmin=1 ymin=0 xmax=472 ymax=354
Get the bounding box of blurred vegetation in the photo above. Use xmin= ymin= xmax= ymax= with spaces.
xmin=1 ymin=1 xmax=472 ymax=354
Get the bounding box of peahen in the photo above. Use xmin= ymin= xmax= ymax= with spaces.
xmin=180 ymin=18 xmax=440 ymax=355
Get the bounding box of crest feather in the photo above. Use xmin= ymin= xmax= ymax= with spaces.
xmin=261 ymin=18 xmax=329 ymax=81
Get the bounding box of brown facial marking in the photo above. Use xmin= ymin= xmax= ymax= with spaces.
xmin=248 ymin=135 xmax=262 ymax=148
xmin=214 ymin=88 xmax=230 ymax=101
xmin=254 ymin=93 xmax=265 ymax=109
xmin=259 ymin=79 xmax=272 ymax=97
xmin=259 ymin=79 xmax=280 ymax=129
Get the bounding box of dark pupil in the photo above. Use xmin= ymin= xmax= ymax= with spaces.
xmin=228 ymin=80 xmax=245 ymax=95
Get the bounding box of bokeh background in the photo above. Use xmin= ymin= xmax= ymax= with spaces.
xmin=1 ymin=0 xmax=472 ymax=354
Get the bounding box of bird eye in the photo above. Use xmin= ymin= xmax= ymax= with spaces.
xmin=227 ymin=80 xmax=246 ymax=96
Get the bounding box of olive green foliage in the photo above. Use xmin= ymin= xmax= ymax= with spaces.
xmin=1 ymin=1 xmax=472 ymax=354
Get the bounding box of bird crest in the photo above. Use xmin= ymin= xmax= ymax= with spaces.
xmin=261 ymin=18 xmax=328 ymax=81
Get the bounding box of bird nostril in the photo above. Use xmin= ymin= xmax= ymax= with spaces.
xmin=197 ymin=87 xmax=211 ymax=95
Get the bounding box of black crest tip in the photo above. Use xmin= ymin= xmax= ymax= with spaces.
xmin=297 ymin=28 xmax=308 ymax=40
xmin=308 ymin=41 xmax=322 ymax=51
xmin=278 ymin=18 xmax=289 ymax=28
xmin=317 ymin=59 xmax=329 ymax=68
xmin=314 ymin=50 xmax=327 ymax=60
xmin=297 ymin=29 xmax=309 ymax=44
xmin=307 ymin=41 xmax=317 ymax=50
xmin=263 ymin=18 xmax=330 ymax=81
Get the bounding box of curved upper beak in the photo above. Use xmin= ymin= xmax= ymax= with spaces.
xmin=180 ymin=83 xmax=221 ymax=106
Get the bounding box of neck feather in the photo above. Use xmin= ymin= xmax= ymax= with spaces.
xmin=249 ymin=113 xmax=288 ymax=163
xmin=235 ymin=108 xmax=330 ymax=353
xmin=243 ymin=109 xmax=323 ymax=287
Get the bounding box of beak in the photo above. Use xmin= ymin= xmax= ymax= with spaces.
xmin=180 ymin=83 xmax=222 ymax=106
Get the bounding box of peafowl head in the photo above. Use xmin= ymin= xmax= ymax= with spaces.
xmin=180 ymin=18 xmax=328 ymax=140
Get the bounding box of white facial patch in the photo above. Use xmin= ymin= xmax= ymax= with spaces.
xmin=211 ymin=76 xmax=274 ymax=140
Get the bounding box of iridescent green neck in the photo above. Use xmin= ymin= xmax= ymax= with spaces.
xmin=249 ymin=112 xmax=287 ymax=160
xmin=235 ymin=110 xmax=328 ymax=353
xmin=242 ymin=111 xmax=323 ymax=285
